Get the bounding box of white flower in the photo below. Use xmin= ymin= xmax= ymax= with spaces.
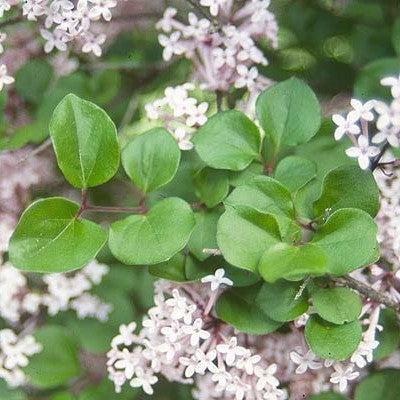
xmin=236 ymin=351 xmax=261 ymax=375
xmin=156 ymin=7 xmax=177 ymax=32
xmin=111 ymin=323 xmax=137 ymax=347
xmin=289 ymin=349 xmax=322 ymax=374
xmin=40 ymin=29 xmax=68 ymax=53
xmin=200 ymin=0 xmax=227 ymax=16
xmin=255 ymin=364 xmax=280 ymax=390
xmin=201 ymin=268 xmax=233 ymax=292
xmin=82 ymin=260 xmax=109 ymax=284
xmin=213 ymin=47 xmax=236 ymax=69
xmin=372 ymin=125 xmax=400 ymax=147
xmin=180 ymin=349 xmax=216 ymax=377
xmin=329 ymin=363 xmax=359 ymax=392
xmin=186 ymin=102 xmax=208 ymax=127
xmin=345 ymin=135 xmax=380 ymax=170
xmin=235 ymin=65 xmax=259 ymax=90
xmin=130 ymin=367 xmax=158 ymax=395
xmin=114 ymin=348 xmax=140 ymax=379
xmin=0 ymin=0 xmax=10 ymax=18
xmin=158 ymin=32 xmax=185 ymax=61
xmin=0 ymin=64 xmax=13 ymax=91
xmin=332 ymin=112 xmax=360 ymax=140
xmin=381 ymin=74 xmax=400 ymax=98
xmin=349 ymin=99 xmax=375 ymax=121
xmin=172 ymin=127 xmax=194 ymax=151
xmin=374 ymin=100 xmax=400 ymax=130
xmin=88 ymin=0 xmax=116 ymax=21
xmin=226 ymin=376 xmax=251 ymax=400
xmin=181 ymin=318 xmax=210 ymax=347
xmin=216 ymin=337 xmax=247 ymax=366
xmin=82 ymin=33 xmax=106 ymax=57
xmin=208 ymin=363 xmax=232 ymax=391
xmin=185 ymin=12 xmax=210 ymax=38
xmin=165 ymin=289 xmax=187 ymax=320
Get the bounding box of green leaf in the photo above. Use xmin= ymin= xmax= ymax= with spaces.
xmin=314 ymin=165 xmax=379 ymax=218
xmin=309 ymin=393 xmax=348 ymax=400
xmin=88 ymin=69 xmax=121 ymax=105
xmin=312 ymin=287 xmax=362 ymax=324
xmin=305 ymin=315 xmax=362 ymax=360
xmin=49 ymin=93 xmax=120 ymax=188
xmin=122 ymin=128 xmax=181 ymax=193
xmin=78 ymin=378 xmax=135 ymax=400
xmin=256 ymin=77 xmax=321 ymax=155
xmin=311 ymin=208 xmax=379 ymax=275
xmin=193 ymin=110 xmax=261 ymax=171
xmin=217 ymin=207 xmax=281 ymax=272
xmin=274 ymin=156 xmax=316 ymax=193
xmin=255 ymin=280 xmax=309 ymax=322
xmin=149 ymin=252 xmax=188 ymax=282
xmin=194 ymin=167 xmax=230 ymax=208
xmin=109 ymin=197 xmax=195 ymax=265
xmin=50 ymin=394 xmax=75 ymax=400
xmin=216 ymin=285 xmax=282 ymax=335
xmin=373 ymin=309 xmax=400 ymax=360
xmin=354 ymin=370 xmax=400 ymax=400
xmin=15 ymin=59 xmax=54 ymax=104
xmin=225 ymin=176 xmax=294 ymax=218
xmin=229 ymin=162 xmax=263 ymax=187
xmin=354 ymin=58 xmax=400 ymax=101
xmin=259 ymin=243 xmax=327 ymax=283
xmin=24 ymin=326 xmax=81 ymax=389
xmin=188 ymin=209 xmax=220 ymax=261
xmin=224 ymin=176 xmax=299 ymax=243
xmin=9 ymin=197 xmax=106 ymax=273
xmin=0 ymin=380 xmax=26 ymax=400
xmin=393 ymin=18 xmax=400 ymax=56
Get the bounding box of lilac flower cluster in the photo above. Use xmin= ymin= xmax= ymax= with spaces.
xmin=0 ymin=328 xmax=42 ymax=387
xmin=107 ymin=270 xmax=286 ymax=400
xmin=332 ymin=74 xmax=400 ymax=169
xmin=156 ymin=1 xmax=278 ymax=96
xmin=0 ymin=258 xmax=112 ymax=324
xmin=145 ymin=83 xmax=209 ymax=150
xmin=290 ymin=303 xmax=381 ymax=395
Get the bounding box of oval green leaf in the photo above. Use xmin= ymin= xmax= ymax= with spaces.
xmin=354 ymin=369 xmax=400 ymax=400
xmin=9 ymin=197 xmax=107 ymax=273
xmin=217 ymin=206 xmax=281 ymax=272
xmin=109 ymin=197 xmax=195 ymax=265
xmin=122 ymin=128 xmax=181 ymax=193
xmin=216 ymin=286 xmax=282 ymax=335
xmin=49 ymin=94 xmax=120 ymax=188
xmin=255 ymin=280 xmax=309 ymax=322
xmin=194 ymin=167 xmax=230 ymax=208
xmin=314 ymin=165 xmax=379 ymax=218
xmin=312 ymin=287 xmax=362 ymax=324
xmin=311 ymin=208 xmax=379 ymax=275
xmin=305 ymin=315 xmax=362 ymax=360
xmin=256 ymin=77 xmax=321 ymax=153
xmin=259 ymin=243 xmax=327 ymax=283
xmin=192 ymin=110 xmax=261 ymax=171
xmin=24 ymin=326 xmax=81 ymax=389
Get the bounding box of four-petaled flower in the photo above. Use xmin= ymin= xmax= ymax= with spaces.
xmin=332 ymin=112 xmax=360 ymax=140
xmin=201 ymin=268 xmax=233 ymax=292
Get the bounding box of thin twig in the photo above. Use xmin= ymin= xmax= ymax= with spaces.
xmin=17 ymin=138 xmax=52 ymax=164
xmin=371 ymin=142 xmax=390 ymax=171
xmin=332 ymin=275 xmax=400 ymax=312
xmin=84 ymin=205 xmax=146 ymax=214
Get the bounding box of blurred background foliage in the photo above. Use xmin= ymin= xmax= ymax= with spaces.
xmin=0 ymin=0 xmax=399 ymax=399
